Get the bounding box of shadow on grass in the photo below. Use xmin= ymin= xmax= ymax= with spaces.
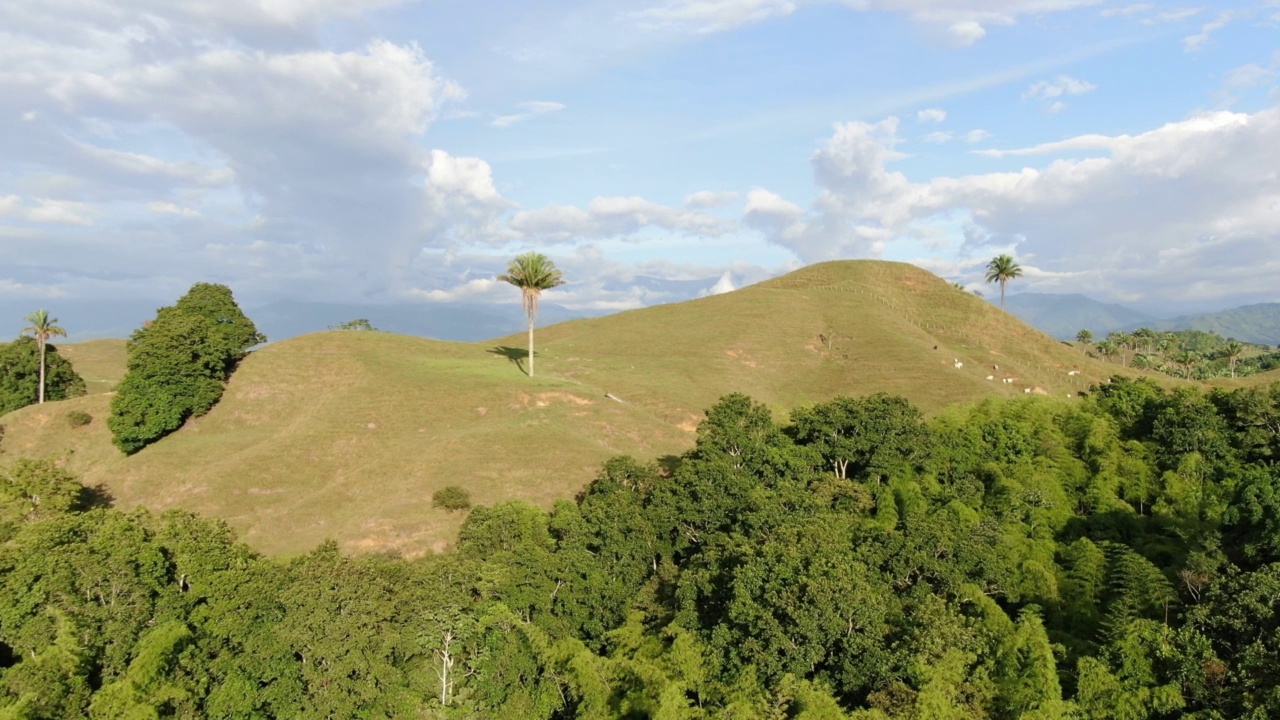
xmin=488 ymin=346 xmax=531 ymax=376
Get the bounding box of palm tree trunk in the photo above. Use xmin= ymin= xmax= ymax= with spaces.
xmin=1000 ymin=280 xmax=1006 ymax=309
xmin=527 ymin=318 xmax=535 ymax=378
xmin=37 ymin=339 xmax=46 ymax=404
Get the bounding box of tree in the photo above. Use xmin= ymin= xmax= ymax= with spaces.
xmin=21 ymin=310 xmax=66 ymax=405
xmin=108 ymin=284 xmax=263 ymax=453
xmin=984 ymin=254 xmax=1023 ymax=310
xmin=1076 ymin=329 xmax=1094 ymax=345
xmin=1224 ymin=341 xmax=1244 ymax=379
xmin=0 ymin=337 xmax=85 ymax=415
xmin=498 ymin=252 xmax=565 ymax=378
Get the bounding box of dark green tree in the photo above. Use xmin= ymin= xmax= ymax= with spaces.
xmin=0 ymin=337 xmax=85 ymax=415
xmin=107 ymin=284 xmax=262 ymax=453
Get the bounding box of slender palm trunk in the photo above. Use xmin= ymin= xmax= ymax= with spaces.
xmin=527 ymin=318 xmax=535 ymax=377
xmin=1000 ymin=280 xmax=1006 ymax=309
xmin=37 ymin=339 xmax=46 ymax=404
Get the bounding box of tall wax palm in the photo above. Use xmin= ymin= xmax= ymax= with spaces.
xmin=984 ymin=254 xmax=1023 ymax=310
xmin=1224 ymin=340 xmax=1244 ymax=378
xmin=22 ymin=309 xmax=67 ymax=404
xmin=498 ymin=252 xmax=565 ymax=378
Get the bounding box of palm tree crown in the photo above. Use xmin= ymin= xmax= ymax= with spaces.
xmin=22 ymin=309 xmax=67 ymax=404
xmin=498 ymin=252 xmax=566 ymax=378
xmin=984 ymin=254 xmax=1023 ymax=310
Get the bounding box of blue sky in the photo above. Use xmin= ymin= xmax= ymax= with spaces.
xmin=1 ymin=0 xmax=1277 ymax=317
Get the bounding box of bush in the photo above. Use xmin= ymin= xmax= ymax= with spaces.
xmin=66 ymin=410 xmax=92 ymax=428
xmin=432 ymin=486 xmax=472 ymax=511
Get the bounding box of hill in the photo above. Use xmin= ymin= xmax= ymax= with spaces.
xmin=54 ymin=338 xmax=127 ymax=395
xmin=1002 ymin=292 xmax=1156 ymax=340
xmin=1 ymin=261 xmax=1123 ymax=557
xmin=1123 ymin=302 xmax=1280 ymax=346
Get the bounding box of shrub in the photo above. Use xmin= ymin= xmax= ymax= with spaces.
xmin=66 ymin=410 xmax=92 ymax=428
xmin=432 ymin=486 xmax=472 ymax=511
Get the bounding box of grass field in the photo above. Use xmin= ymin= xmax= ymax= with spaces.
xmin=55 ymin=338 xmax=127 ymax=395
xmin=2 ymin=260 xmax=1133 ymax=557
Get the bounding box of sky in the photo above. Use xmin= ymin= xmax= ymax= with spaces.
xmin=1 ymin=0 xmax=1278 ymax=319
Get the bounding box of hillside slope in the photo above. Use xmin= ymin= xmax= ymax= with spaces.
xmin=2 ymin=261 xmax=1122 ymax=557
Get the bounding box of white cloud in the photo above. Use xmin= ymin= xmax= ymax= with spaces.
xmin=917 ymin=107 xmax=947 ymax=123
xmin=946 ymin=20 xmax=987 ymax=47
xmin=1024 ymin=74 xmax=1097 ymax=100
xmin=1023 ymin=74 xmax=1096 ymax=112
xmin=490 ymin=100 xmax=567 ymax=128
xmin=684 ymin=190 xmax=740 ymax=208
xmin=744 ymin=108 xmax=1280 ymax=306
xmin=1184 ymin=11 xmax=1236 ymax=52
xmin=146 ymin=201 xmax=201 ymax=218
xmin=923 ymin=131 xmax=955 ymax=143
xmin=964 ymin=128 xmax=991 ymax=143
xmin=633 ymin=0 xmax=798 ymax=33
xmin=511 ymin=196 xmax=728 ymax=242
xmin=0 ymin=196 xmax=95 ymax=225
xmin=632 ymin=0 xmax=1104 ymax=42
xmin=1099 ymin=3 xmax=1153 ymax=17
xmin=703 ymin=270 xmax=737 ymax=295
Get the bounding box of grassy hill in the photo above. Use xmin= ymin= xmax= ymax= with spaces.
xmin=1 ymin=261 xmax=1124 ymax=557
xmin=56 ymin=338 xmax=127 ymax=395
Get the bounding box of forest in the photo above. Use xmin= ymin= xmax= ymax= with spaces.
xmin=1 ymin=376 xmax=1279 ymax=719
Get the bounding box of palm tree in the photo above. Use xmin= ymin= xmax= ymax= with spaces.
xmin=1076 ymin=329 xmax=1093 ymax=345
xmin=1224 ymin=340 xmax=1244 ymax=378
xmin=984 ymin=254 xmax=1023 ymax=310
xmin=21 ymin=309 xmax=67 ymax=404
xmin=498 ymin=252 xmax=565 ymax=378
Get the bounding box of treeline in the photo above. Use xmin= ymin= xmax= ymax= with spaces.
xmin=2 ymin=380 xmax=1280 ymax=718
xmin=1079 ymin=328 xmax=1280 ymax=380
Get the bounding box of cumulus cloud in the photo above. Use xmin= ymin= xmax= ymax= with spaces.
xmin=744 ymin=108 xmax=1280 ymax=307
xmin=490 ymin=100 xmax=567 ymax=128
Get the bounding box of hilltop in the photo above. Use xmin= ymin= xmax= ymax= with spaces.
xmin=1 ymin=261 xmax=1123 ymax=556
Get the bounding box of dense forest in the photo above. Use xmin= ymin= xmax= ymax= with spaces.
xmin=2 ymin=377 xmax=1280 ymax=718
xmin=1080 ymin=328 xmax=1280 ymax=380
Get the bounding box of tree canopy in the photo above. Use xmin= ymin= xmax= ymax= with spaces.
xmin=6 ymin=377 xmax=1280 ymax=717
xmin=107 ymin=283 xmax=263 ymax=454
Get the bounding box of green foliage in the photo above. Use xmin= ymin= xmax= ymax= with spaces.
xmin=432 ymin=485 xmax=472 ymax=511
xmin=330 ymin=318 xmax=381 ymax=331
xmin=0 ymin=338 xmax=86 ymax=415
xmin=5 ymin=383 xmax=1280 ymax=717
xmin=64 ymin=411 xmax=92 ymax=428
xmin=108 ymin=283 xmax=263 ymax=454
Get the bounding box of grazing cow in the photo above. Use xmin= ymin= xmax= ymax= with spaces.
xmin=986 ymin=375 xmax=994 ymax=381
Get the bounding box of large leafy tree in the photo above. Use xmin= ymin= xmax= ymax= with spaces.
xmin=498 ymin=252 xmax=565 ymax=378
xmin=108 ymin=283 xmax=263 ymax=453
xmin=985 ymin=254 xmax=1023 ymax=310
xmin=20 ymin=310 xmax=66 ymax=404
xmin=0 ymin=337 xmax=85 ymax=415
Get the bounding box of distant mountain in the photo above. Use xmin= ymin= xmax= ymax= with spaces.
xmin=1002 ymin=293 xmax=1157 ymax=340
xmin=246 ymin=300 xmax=595 ymax=343
xmin=0 ymin=298 xmax=596 ymax=344
xmin=1121 ymin=303 xmax=1280 ymax=346
xmin=0 ymin=299 xmax=163 ymax=342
